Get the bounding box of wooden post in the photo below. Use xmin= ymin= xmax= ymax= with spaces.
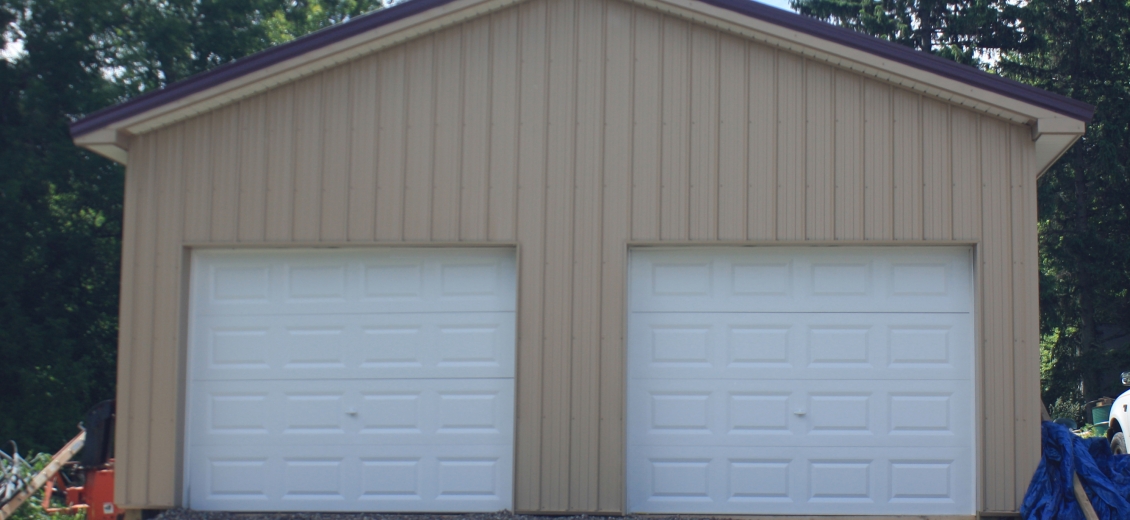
xmin=1043 ymin=399 xmax=1099 ymax=520
xmin=0 ymin=431 xmax=85 ymax=520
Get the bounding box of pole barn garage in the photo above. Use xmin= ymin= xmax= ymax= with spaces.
xmin=71 ymin=0 xmax=1093 ymax=516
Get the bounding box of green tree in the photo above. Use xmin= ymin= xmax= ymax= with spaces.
xmin=790 ymin=0 xmax=1130 ymax=416
xmin=103 ymin=0 xmax=383 ymax=93
xmin=1011 ymin=0 xmax=1130 ymax=409
xmin=789 ymin=0 xmax=1032 ymax=65
xmin=1 ymin=0 xmax=129 ymax=455
xmin=0 ymin=0 xmax=382 ymax=454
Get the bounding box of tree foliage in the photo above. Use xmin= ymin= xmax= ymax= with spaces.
xmin=789 ymin=0 xmax=1032 ymax=65
xmin=1014 ymin=0 xmax=1130 ymax=410
xmin=0 ymin=0 xmax=382 ymax=454
xmin=791 ymin=0 xmax=1130 ymax=417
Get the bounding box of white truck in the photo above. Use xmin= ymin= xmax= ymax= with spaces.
xmin=1107 ymin=372 xmax=1130 ymax=454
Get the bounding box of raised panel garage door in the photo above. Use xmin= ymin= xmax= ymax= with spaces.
xmin=185 ymin=248 xmax=515 ymax=512
xmin=627 ymin=247 xmax=975 ymax=516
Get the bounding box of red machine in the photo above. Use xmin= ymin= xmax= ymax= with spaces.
xmin=41 ymin=401 xmax=121 ymax=520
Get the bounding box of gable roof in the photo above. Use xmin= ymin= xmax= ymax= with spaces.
xmin=71 ymin=0 xmax=1093 ymax=170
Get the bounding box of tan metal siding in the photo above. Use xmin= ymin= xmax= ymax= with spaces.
xmin=433 ymin=27 xmax=463 ymax=241
xmin=375 ymin=48 xmax=407 ymax=241
xmin=265 ymin=86 xmax=297 ymax=242
xmin=1012 ymin=125 xmax=1042 ymax=506
xmin=747 ymin=44 xmax=777 ymax=240
xmin=211 ymin=105 xmax=241 ymax=242
xmin=238 ymin=95 xmax=268 ymax=242
xmin=149 ymin=126 xmax=186 ymax=506
xmin=717 ymin=34 xmax=748 ymax=241
xmin=514 ymin=0 xmax=549 ymax=507
xmin=461 ymin=17 xmax=492 ymax=242
xmin=805 ymin=61 xmax=834 ymax=240
xmin=689 ymin=25 xmax=719 ymax=241
xmin=487 ymin=10 xmax=520 ymax=241
xmin=631 ymin=8 xmax=661 ymax=241
xmin=893 ymin=89 xmax=923 ymax=240
xmin=922 ymin=98 xmax=952 ymax=240
xmin=542 ymin=1 xmax=577 ymax=507
xmin=293 ymin=75 xmax=324 ymax=241
xmin=864 ymin=79 xmax=893 ymax=240
xmin=777 ymin=52 xmax=804 ymax=241
xmin=112 ymin=133 xmax=140 ymax=506
xmin=834 ymin=70 xmax=864 ymax=240
xmin=981 ymin=117 xmax=1015 ymax=511
xmin=114 ymin=0 xmax=1044 ymax=512
xmin=571 ymin=0 xmax=605 ymax=509
xmin=599 ymin=3 xmax=632 ymax=509
xmin=404 ymin=37 xmax=435 ymax=241
xmin=952 ymin=109 xmax=982 ymax=241
xmin=320 ymin=65 xmax=352 ymax=241
xmin=123 ymin=132 xmax=157 ymax=504
xmin=661 ymin=17 xmax=690 ymax=241
xmin=348 ymin=56 xmax=379 ymax=242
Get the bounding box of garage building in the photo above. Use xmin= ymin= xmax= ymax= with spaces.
xmin=71 ymin=0 xmax=1093 ymax=516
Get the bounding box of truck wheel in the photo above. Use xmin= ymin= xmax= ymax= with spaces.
xmin=1112 ymin=432 xmax=1127 ymax=455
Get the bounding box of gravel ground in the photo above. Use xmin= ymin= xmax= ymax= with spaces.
xmin=154 ymin=509 xmax=713 ymax=520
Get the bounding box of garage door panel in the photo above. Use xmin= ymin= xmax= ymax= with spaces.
xmin=627 ymin=446 xmax=973 ymax=515
xmin=194 ymin=248 xmax=517 ymax=316
xmin=627 ymin=247 xmax=975 ymax=515
xmin=630 ymin=312 xmax=972 ymax=381
xmin=628 ymin=378 xmax=972 ymax=448
xmin=192 ymin=312 xmax=515 ymax=380
xmin=630 ymin=247 xmax=971 ymax=313
xmin=189 ymin=378 xmax=513 ymax=446
xmin=188 ymin=444 xmax=513 ymax=512
xmin=187 ymin=248 xmax=516 ymax=512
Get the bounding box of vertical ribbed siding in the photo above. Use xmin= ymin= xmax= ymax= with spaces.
xmin=514 ymin=0 xmax=548 ymax=509
xmin=348 ymin=55 xmax=379 ymax=241
xmin=747 ymin=44 xmax=777 ymax=240
xmin=541 ymin=0 xmax=577 ymax=509
xmin=834 ymin=70 xmax=863 ymax=240
xmin=571 ymin=0 xmax=604 ymax=508
xmin=599 ymin=2 xmax=632 ymax=509
xmin=148 ymin=126 xmax=185 ymax=506
xmin=1012 ymin=124 xmax=1042 ymax=506
xmin=717 ymin=34 xmax=747 ymax=241
xmin=981 ymin=117 xmax=1016 ymax=511
xmin=114 ymin=0 xmax=1045 ymax=512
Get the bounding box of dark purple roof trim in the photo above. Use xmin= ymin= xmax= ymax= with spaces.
xmin=70 ymin=0 xmax=1094 ymax=138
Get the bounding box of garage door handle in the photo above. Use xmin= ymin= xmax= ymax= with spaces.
xmin=794 ymin=410 xmax=807 ymax=416
xmin=346 ymin=408 xmax=358 ymax=416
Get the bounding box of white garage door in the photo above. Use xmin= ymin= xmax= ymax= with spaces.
xmin=627 ymin=247 xmax=975 ymax=516
xmin=185 ymin=248 xmax=515 ymax=512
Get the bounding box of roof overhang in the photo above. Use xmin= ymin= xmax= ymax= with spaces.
xmin=71 ymin=0 xmax=1092 ymax=173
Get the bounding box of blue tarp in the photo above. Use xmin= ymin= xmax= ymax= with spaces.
xmin=1022 ymin=421 xmax=1130 ymax=520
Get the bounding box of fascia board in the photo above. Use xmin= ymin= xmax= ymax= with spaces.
xmin=74 ymin=128 xmax=132 ymax=165
xmin=1034 ymin=133 xmax=1082 ymax=178
xmin=1031 ymin=118 xmax=1085 ymax=176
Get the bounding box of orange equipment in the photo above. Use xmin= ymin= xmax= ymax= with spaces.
xmin=42 ymin=461 xmax=120 ymax=520
xmin=41 ymin=401 xmax=121 ymax=520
